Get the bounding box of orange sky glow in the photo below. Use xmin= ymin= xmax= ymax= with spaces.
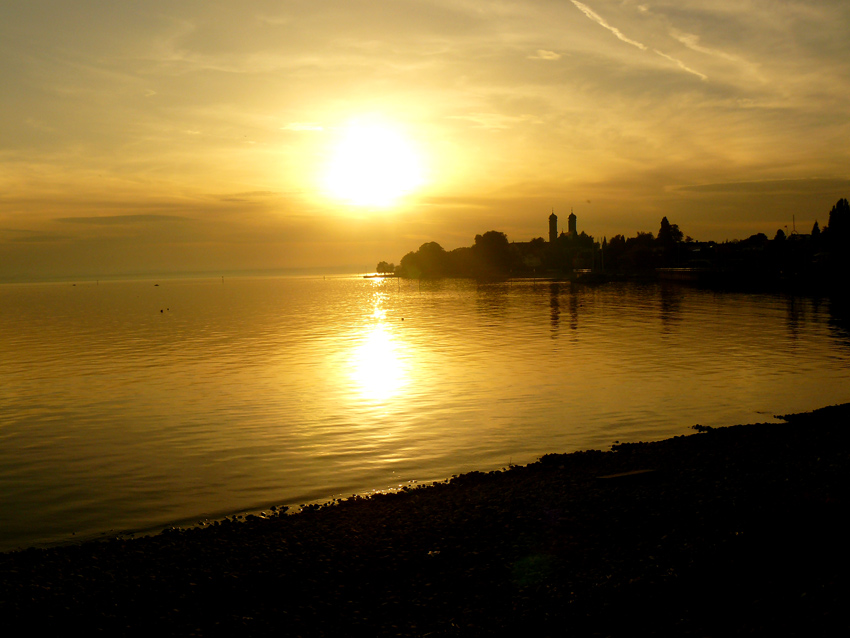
xmin=1 ymin=1 xmax=849 ymax=279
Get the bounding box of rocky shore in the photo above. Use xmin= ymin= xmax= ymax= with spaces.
xmin=2 ymin=405 xmax=848 ymax=636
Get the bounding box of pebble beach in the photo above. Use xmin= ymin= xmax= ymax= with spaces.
xmin=2 ymin=405 xmax=848 ymax=636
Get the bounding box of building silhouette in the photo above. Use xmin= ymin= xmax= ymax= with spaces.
xmin=549 ymin=208 xmax=577 ymax=240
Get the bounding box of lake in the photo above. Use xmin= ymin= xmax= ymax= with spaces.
xmin=1 ymin=275 xmax=848 ymax=551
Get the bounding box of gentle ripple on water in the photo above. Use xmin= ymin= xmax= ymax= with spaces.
xmin=1 ymin=276 xmax=849 ymax=550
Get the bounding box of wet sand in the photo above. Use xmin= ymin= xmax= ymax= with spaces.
xmin=2 ymin=405 xmax=848 ymax=636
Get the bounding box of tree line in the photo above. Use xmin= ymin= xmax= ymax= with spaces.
xmin=377 ymin=198 xmax=850 ymax=288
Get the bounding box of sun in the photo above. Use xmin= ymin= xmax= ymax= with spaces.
xmin=323 ymin=120 xmax=425 ymax=207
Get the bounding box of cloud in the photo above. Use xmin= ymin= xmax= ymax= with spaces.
xmin=0 ymin=228 xmax=69 ymax=243
xmin=670 ymin=30 xmax=739 ymax=63
xmin=447 ymin=112 xmax=543 ymax=130
xmin=56 ymin=214 xmax=186 ymax=225
xmin=674 ymin=178 xmax=850 ymax=194
xmin=2 ymin=0 xmax=849 ymax=276
xmin=667 ymin=29 xmax=763 ymax=82
xmin=654 ymin=50 xmax=708 ymax=81
xmin=218 ymin=191 xmax=277 ymax=202
xmin=570 ymin=1 xmax=647 ymax=51
xmin=528 ymin=49 xmax=561 ymax=61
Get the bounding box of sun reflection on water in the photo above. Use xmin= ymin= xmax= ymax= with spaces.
xmin=350 ymin=321 xmax=407 ymax=402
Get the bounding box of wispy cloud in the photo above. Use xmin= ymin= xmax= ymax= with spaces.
xmin=570 ymin=1 xmax=647 ymax=51
xmin=528 ymin=49 xmax=561 ymax=61
xmin=670 ymin=30 xmax=739 ymax=63
xmin=56 ymin=215 xmax=185 ymax=225
xmin=1 ymin=0 xmax=848 ymax=276
xmin=448 ymin=113 xmax=542 ymax=130
xmin=218 ymin=191 xmax=276 ymax=202
xmin=654 ymin=50 xmax=708 ymax=81
xmin=0 ymin=228 xmax=68 ymax=243
xmin=675 ymin=178 xmax=850 ymax=194
xmin=669 ymin=29 xmax=763 ymax=81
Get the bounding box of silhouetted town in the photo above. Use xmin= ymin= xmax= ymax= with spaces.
xmin=377 ymin=198 xmax=850 ymax=293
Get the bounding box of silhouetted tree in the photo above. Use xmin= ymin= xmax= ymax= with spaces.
xmin=619 ymin=232 xmax=656 ymax=270
xmin=826 ymin=198 xmax=849 ymax=241
xmin=605 ymin=235 xmax=627 ymax=270
xmin=399 ymin=242 xmax=448 ymax=278
xmin=822 ymin=198 xmax=850 ymax=278
xmin=514 ymin=237 xmax=547 ymax=273
xmin=672 ymin=224 xmax=683 ymax=243
xmin=656 ymin=217 xmax=683 ymax=246
xmin=446 ymin=246 xmax=475 ymax=276
xmin=740 ymin=233 xmax=769 ymax=248
xmin=388 ymin=202 xmax=850 ymax=286
xmin=375 ymin=261 xmax=395 ymax=274
xmin=472 ymin=230 xmax=513 ymax=277
xmin=656 ymin=217 xmax=684 ymax=266
xmin=418 ymin=242 xmax=448 ymax=277
xmin=399 ymin=251 xmax=419 ymax=278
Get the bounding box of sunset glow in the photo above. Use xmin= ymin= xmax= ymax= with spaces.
xmin=323 ymin=121 xmax=425 ymax=208
xmin=1 ymin=1 xmax=848 ymax=280
xmin=350 ymin=324 xmax=406 ymax=403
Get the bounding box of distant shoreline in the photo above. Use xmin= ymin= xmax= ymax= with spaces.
xmin=4 ymin=268 xmax=847 ymax=298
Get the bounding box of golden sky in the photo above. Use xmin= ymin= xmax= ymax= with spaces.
xmin=2 ymin=1 xmax=849 ymax=279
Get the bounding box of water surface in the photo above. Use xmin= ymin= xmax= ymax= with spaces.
xmin=1 ymin=276 xmax=848 ymax=551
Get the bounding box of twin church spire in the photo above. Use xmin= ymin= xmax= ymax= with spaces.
xmin=549 ymin=207 xmax=577 ymax=242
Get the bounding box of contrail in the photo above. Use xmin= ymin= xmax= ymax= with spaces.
xmin=571 ymin=1 xmax=647 ymax=50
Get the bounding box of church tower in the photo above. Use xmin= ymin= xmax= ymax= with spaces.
xmin=549 ymin=210 xmax=558 ymax=243
xmin=568 ymin=208 xmax=577 ymax=236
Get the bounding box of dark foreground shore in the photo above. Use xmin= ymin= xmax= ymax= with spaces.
xmin=2 ymin=406 xmax=849 ymax=636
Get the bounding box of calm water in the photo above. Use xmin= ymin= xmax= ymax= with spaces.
xmin=1 ymin=276 xmax=849 ymax=551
